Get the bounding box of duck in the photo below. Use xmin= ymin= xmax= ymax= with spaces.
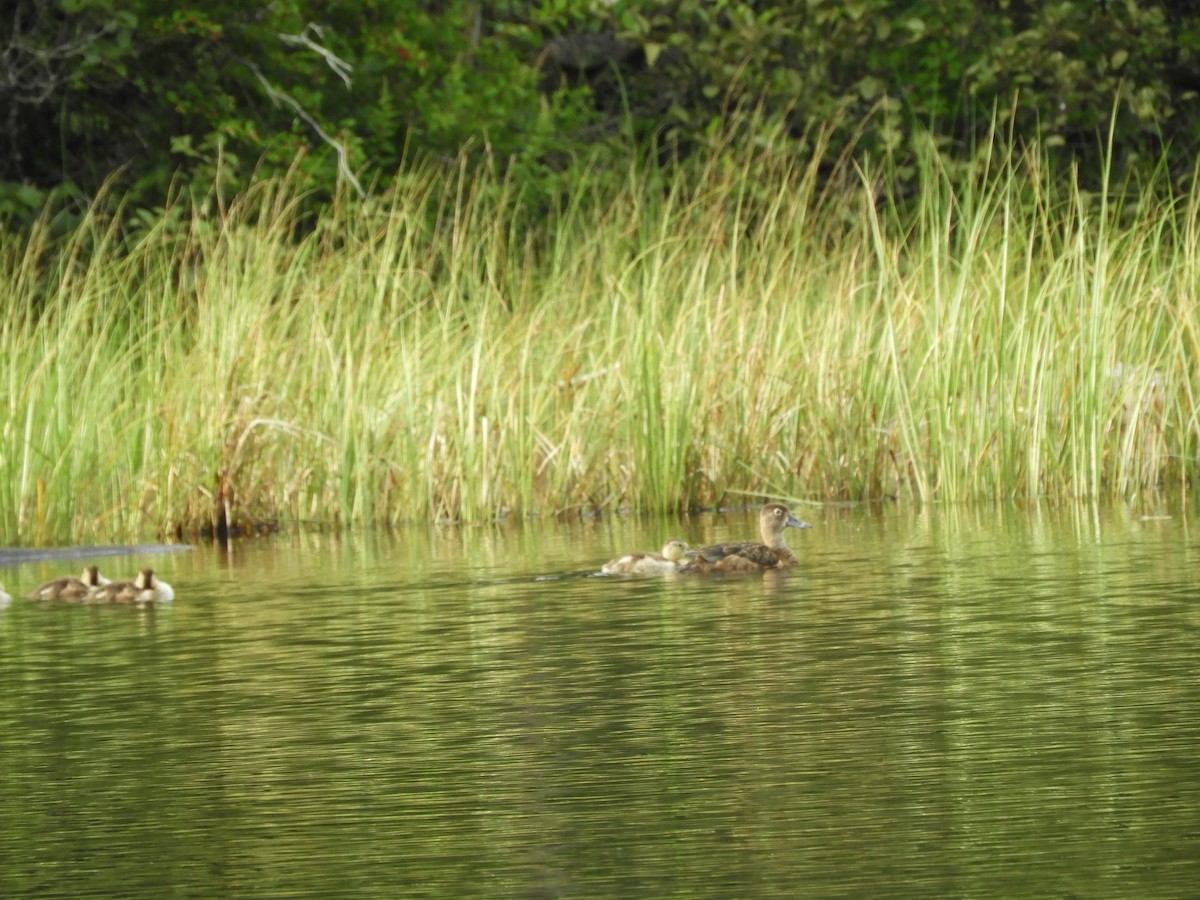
xmin=601 ymin=539 xmax=690 ymax=575
xmin=90 ymin=568 xmax=175 ymax=605
xmin=26 ymin=564 xmax=111 ymax=601
xmin=680 ymin=503 xmax=811 ymax=573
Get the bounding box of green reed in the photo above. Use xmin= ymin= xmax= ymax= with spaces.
xmin=1 ymin=125 xmax=1198 ymax=543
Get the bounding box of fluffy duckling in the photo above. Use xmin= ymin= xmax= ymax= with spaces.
xmin=26 ymin=564 xmax=111 ymax=601
xmin=91 ymin=568 xmax=175 ymax=605
xmin=681 ymin=503 xmax=811 ymax=573
xmin=601 ymin=539 xmax=690 ymax=575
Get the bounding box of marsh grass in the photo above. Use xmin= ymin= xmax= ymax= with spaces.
xmin=2 ymin=126 xmax=1198 ymax=543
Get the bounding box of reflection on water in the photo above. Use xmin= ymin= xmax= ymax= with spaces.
xmin=1 ymin=504 xmax=1199 ymax=897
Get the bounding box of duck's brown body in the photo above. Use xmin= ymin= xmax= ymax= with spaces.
xmin=681 ymin=503 xmax=811 ymax=573
xmin=91 ymin=568 xmax=174 ymax=605
xmin=26 ymin=565 xmax=110 ymax=601
xmin=602 ymin=539 xmax=690 ymax=575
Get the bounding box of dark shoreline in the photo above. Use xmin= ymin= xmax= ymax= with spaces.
xmin=0 ymin=544 xmax=193 ymax=566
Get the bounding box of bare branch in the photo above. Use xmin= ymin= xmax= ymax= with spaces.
xmin=0 ymin=8 xmax=124 ymax=105
xmin=247 ymin=62 xmax=365 ymax=199
xmin=277 ymin=23 xmax=353 ymax=89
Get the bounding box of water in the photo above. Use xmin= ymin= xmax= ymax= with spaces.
xmin=1 ymin=504 xmax=1198 ymax=898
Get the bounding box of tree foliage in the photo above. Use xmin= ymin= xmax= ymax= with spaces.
xmin=0 ymin=0 xmax=597 ymax=216
xmin=1 ymin=0 xmax=1198 ymax=218
xmin=598 ymin=0 xmax=1197 ymax=175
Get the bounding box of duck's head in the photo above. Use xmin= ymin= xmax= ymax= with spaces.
xmin=760 ymin=503 xmax=811 ymax=540
xmin=661 ymin=539 xmax=690 ymax=563
xmin=81 ymin=565 xmax=107 ymax=587
xmin=135 ymin=568 xmax=174 ymax=601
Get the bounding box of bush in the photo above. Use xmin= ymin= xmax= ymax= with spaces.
xmin=1 ymin=1 xmax=1198 ymax=221
xmin=0 ymin=0 xmax=598 ymax=218
xmin=589 ymin=0 xmax=1199 ymax=183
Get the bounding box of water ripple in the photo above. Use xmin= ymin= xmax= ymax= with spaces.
xmin=1 ymin=506 xmax=1198 ymax=896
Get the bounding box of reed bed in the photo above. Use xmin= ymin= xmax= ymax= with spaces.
xmin=2 ymin=129 xmax=1197 ymax=543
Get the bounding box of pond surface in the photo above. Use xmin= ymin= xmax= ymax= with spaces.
xmin=1 ymin=503 xmax=1198 ymax=898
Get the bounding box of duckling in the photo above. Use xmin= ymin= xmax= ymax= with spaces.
xmin=91 ymin=568 xmax=175 ymax=605
xmin=601 ymin=539 xmax=690 ymax=575
xmin=26 ymin=564 xmax=111 ymax=601
xmin=680 ymin=503 xmax=811 ymax=573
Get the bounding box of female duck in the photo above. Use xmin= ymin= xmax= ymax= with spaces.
xmin=27 ymin=565 xmax=111 ymax=601
xmin=681 ymin=503 xmax=811 ymax=573
xmin=602 ymin=539 xmax=690 ymax=575
xmin=91 ymin=568 xmax=175 ymax=605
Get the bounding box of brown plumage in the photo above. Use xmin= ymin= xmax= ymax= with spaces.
xmin=90 ymin=568 xmax=175 ymax=605
xmin=602 ymin=539 xmax=690 ymax=575
xmin=26 ymin=565 xmax=110 ymax=601
xmin=680 ymin=503 xmax=811 ymax=573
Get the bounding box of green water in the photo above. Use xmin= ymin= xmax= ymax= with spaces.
xmin=1 ymin=504 xmax=1197 ymax=898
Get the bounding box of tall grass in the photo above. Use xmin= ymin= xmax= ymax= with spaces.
xmin=2 ymin=124 xmax=1198 ymax=543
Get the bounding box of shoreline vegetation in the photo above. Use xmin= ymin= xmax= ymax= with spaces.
xmin=2 ymin=126 xmax=1197 ymax=545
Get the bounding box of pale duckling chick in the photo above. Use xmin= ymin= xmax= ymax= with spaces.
xmin=26 ymin=564 xmax=111 ymax=601
xmin=91 ymin=568 xmax=175 ymax=605
xmin=680 ymin=503 xmax=811 ymax=573
xmin=601 ymin=539 xmax=690 ymax=575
